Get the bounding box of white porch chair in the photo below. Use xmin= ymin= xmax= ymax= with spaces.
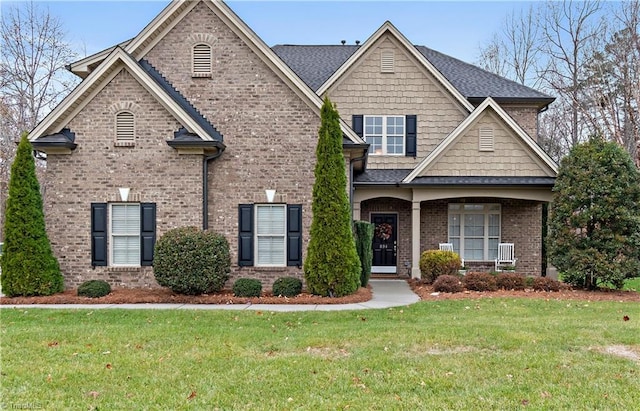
xmin=495 ymin=243 xmax=517 ymax=272
xmin=439 ymin=243 xmax=464 ymax=267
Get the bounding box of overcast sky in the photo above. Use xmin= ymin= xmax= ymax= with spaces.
xmin=1 ymin=1 xmax=537 ymax=64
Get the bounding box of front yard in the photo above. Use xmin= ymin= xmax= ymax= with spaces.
xmin=1 ymin=299 xmax=638 ymax=410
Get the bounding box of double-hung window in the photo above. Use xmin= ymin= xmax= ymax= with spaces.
xmin=255 ymin=204 xmax=286 ymax=266
xmin=364 ymin=115 xmax=405 ymax=155
xmin=238 ymin=204 xmax=302 ymax=267
xmin=91 ymin=203 xmax=156 ymax=267
xmin=448 ymin=204 xmax=500 ymax=261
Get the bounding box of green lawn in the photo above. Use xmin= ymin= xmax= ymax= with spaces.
xmin=624 ymin=277 xmax=640 ymax=291
xmin=1 ymin=299 xmax=638 ymax=410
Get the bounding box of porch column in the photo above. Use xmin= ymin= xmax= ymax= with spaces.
xmin=411 ymin=200 xmax=421 ymax=279
xmin=353 ymin=200 xmax=361 ymax=221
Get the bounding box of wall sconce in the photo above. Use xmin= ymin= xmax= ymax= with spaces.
xmin=265 ymin=189 xmax=276 ymax=203
xmin=118 ymin=187 xmax=130 ymax=202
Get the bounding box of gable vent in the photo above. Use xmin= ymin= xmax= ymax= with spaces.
xmin=116 ymin=111 xmax=134 ymax=145
xmin=381 ymin=50 xmax=394 ymax=73
xmin=479 ymin=127 xmax=494 ymax=151
xmin=193 ymin=43 xmax=212 ymax=76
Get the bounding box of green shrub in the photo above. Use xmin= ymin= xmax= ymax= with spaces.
xmin=77 ymin=280 xmax=111 ymax=298
xmin=354 ymin=221 xmax=374 ymax=287
xmin=419 ymin=250 xmax=461 ymax=284
xmin=233 ymin=278 xmax=262 ymax=297
xmin=304 ymin=97 xmax=361 ymax=297
xmin=272 ymin=277 xmax=303 ymax=297
xmin=463 ymin=272 xmax=498 ymax=291
xmin=1 ymin=134 xmax=63 ymax=296
xmin=433 ymin=274 xmax=464 ymax=293
xmin=532 ymin=277 xmax=566 ymax=292
xmin=153 ymin=227 xmax=230 ymax=295
xmin=496 ymin=273 xmax=526 ymax=290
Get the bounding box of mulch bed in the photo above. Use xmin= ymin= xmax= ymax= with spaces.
xmin=1 ymin=280 xmax=637 ymax=305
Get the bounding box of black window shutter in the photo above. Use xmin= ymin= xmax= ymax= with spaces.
xmin=140 ymin=203 xmax=156 ymax=266
xmin=287 ymin=204 xmax=302 ymax=267
xmin=91 ymin=203 xmax=108 ymax=266
xmin=406 ymin=115 xmax=417 ymax=157
xmin=238 ymin=204 xmax=254 ymax=266
xmin=352 ymin=115 xmax=363 ymax=137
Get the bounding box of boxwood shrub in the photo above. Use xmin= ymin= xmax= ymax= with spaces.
xmin=419 ymin=250 xmax=461 ymax=284
xmin=77 ymin=280 xmax=111 ymax=298
xmin=496 ymin=273 xmax=527 ymax=290
xmin=432 ymin=274 xmax=464 ymax=293
xmin=233 ymin=278 xmax=262 ymax=297
xmin=272 ymin=277 xmax=303 ymax=297
xmin=462 ymin=272 xmax=498 ymax=291
xmin=153 ymin=227 xmax=230 ymax=295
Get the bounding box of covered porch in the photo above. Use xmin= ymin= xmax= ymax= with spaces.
xmin=353 ymin=177 xmax=554 ymax=278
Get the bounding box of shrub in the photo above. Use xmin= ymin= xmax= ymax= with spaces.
xmin=304 ymin=97 xmax=361 ymax=297
xmin=532 ymin=276 xmax=565 ymax=292
xmin=419 ymin=250 xmax=461 ymax=284
xmin=496 ymin=273 xmax=526 ymax=290
xmin=433 ymin=275 xmax=464 ymax=293
xmin=463 ymin=272 xmax=498 ymax=291
xmin=354 ymin=221 xmax=374 ymax=287
xmin=77 ymin=280 xmax=111 ymax=298
xmin=1 ymin=134 xmax=63 ymax=296
xmin=233 ymin=278 xmax=262 ymax=297
xmin=153 ymin=227 xmax=230 ymax=295
xmin=272 ymin=277 xmax=303 ymax=297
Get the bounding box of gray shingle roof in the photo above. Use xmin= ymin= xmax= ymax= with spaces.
xmin=353 ymin=171 xmax=555 ymax=186
xmin=272 ymin=45 xmax=552 ymax=103
xmin=354 ymin=169 xmax=413 ymax=184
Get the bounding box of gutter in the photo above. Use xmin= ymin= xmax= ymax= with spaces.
xmin=202 ymin=149 xmax=224 ymax=230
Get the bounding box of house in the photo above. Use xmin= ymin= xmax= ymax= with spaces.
xmin=28 ymin=0 xmax=557 ymax=289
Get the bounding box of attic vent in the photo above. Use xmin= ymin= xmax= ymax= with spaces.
xmin=479 ymin=127 xmax=494 ymax=152
xmin=116 ymin=111 xmax=135 ymax=146
xmin=192 ymin=43 xmax=212 ymax=77
xmin=381 ymin=50 xmax=394 ymax=73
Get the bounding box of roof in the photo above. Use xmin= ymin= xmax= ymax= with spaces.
xmin=271 ymin=44 xmax=553 ymax=104
xmin=354 ymin=169 xmax=412 ymax=184
xmin=353 ymin=171 xmax=555 ymax=186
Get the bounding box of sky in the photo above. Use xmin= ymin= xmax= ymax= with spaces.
xmin=1 ymin=0 xmax=538 ymax=65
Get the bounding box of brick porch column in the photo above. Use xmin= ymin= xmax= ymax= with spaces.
xmin=411 ymin=200 xmax=421 ymax=279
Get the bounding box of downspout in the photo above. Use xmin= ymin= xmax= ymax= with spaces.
xmin=349 ymin=153 xmax=367 ymax=222
xmin=203 ymin=149 xmax=224 ymax=230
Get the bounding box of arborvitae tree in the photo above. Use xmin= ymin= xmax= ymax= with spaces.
xmin=304 ymin=97 xmax=361 ymax=297
xmin=1 ymin=133 xmax=63 ymax=296
xmin=548 ymin=136 xmax=640 ymax=289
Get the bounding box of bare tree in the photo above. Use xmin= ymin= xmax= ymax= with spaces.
xmin=0 ymin=1 xmax=79 ymax=239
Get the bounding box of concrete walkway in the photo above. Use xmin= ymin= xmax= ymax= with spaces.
xmin=0 ymin=279 xmax=420 ymax=312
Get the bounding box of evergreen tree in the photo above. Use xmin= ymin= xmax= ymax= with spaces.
xmin=304 ymin=97 xmax=361 ymax=297
xmin=548 ymin=136 xmax=640 ymax=289
xmin=1 ymin=133 xmax=63 ymax=296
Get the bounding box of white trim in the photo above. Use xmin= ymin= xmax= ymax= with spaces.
xmin=448 ymin=203 xmax=501 ymax=262
xmin=109 ymin=203 xmax=141 ymax=267
xmin=254 ymin=204 xmax=287 ymax=267
xmin=317 ymin=21 xmax=474 ymax=112
xmin=402 ymin=97 xmax=558 ymax=183
xmin=364 ymin=115 xmax=406 ymax=156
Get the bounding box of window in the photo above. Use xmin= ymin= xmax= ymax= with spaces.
xmin=238 ymin=204 xmax=302 ymax=267
xmin=116 ymin=111 xmax=134 ymax=145
xmin=448 ymin=204 xmax=500 ymax=261
xmin=91 ymin=203 xmax=156 ymax=267
xmin=192 ymin=43 xmax=212 ymax=76
xmin=364 ymin=115 xmax=405 ymax=155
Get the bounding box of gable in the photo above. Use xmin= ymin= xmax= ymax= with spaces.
xmin=418 ymin=109 xmax=554 ymax=177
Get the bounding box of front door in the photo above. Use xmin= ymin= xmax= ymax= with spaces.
xmin=371 ymin=214 xmax=397 ymax=273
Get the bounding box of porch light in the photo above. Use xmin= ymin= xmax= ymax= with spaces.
xmin=265 ymin=189 xmax=276 ymax=203
xmin=118 ymin=187 xmax=130 ymax=202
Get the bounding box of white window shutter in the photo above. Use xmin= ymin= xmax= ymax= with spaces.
xmin=116 ymin=111 xmax=134 ymax=143
xmin=381 ymin=51 xmax=394 ymax=73
xmin=479 ymin=128 xmax=494 ymax=151
xmin=193 ymin=44 xmax=212 ymax=76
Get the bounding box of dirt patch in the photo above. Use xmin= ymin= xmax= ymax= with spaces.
xmin=600 ymin=345 xmax=640 ymax=362
xmin=0 ymin=286 xmax=372 ymax=305
xmin=408 ymin=279 xmax=640 ymax=302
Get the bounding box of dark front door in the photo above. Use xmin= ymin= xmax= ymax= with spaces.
xmin=371 ymin=214 xmax=397 ymax=273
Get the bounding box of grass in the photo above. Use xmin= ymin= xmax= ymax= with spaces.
xmin=1 ymin=299 xmax=639 ymax=410
xmin=623 ymin=277 xmax=640 ymax=291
